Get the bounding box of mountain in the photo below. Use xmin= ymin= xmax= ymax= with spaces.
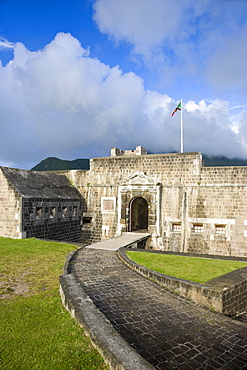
xmin=31 ymin=154 xmax=247 ymax=172
xmin=31 ymin=157 xmax=90 ymax=171
xmin=148 ymin=151 xmax=247 ymax=167
xmin=202 ymin=155 xmax=247 ymax=167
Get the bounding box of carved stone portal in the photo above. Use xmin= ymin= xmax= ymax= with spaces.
xmin=118 ymin=172 xmax=161 ymax=248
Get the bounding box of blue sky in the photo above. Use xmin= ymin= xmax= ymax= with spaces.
xmin=0 ymin=0 xmax=247 ymax=169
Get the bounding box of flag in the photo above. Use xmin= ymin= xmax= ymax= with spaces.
xmin=171 ymin=101 xmax=181 ymax=116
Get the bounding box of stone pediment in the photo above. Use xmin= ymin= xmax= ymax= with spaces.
xmin=119 ymin=172 xmax=159 ymax=186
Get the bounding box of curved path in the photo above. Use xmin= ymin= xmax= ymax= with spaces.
xmin=70 ymin=248 xmax=247 ymax=370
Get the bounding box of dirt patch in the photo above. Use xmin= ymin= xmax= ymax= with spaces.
xmin=0 ymin=274 xmax=29 ymax=299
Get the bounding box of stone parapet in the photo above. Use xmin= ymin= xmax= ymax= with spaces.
xmin=201 ymin=166 xmax=247 ymax=184
xmin=118 ymin=249 xmax=247 ymax=316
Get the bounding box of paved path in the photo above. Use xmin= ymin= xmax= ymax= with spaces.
xmin=71 ymin=249 xmax=247 ymax=369
xmin=85 ymin=232 xmax=150 ymax=251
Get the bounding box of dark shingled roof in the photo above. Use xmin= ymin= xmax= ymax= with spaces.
xmin=1 ymin=167 xmax=82 ymax=199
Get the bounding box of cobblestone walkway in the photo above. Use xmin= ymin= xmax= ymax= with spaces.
xmin=71 ymin=249 xmax=247 ymax=370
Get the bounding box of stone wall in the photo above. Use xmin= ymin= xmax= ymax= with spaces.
xmin=63 ymin=153 xmax=203 ymax=249
xmin=119 ymin=249 xmax=247 ymax=316
xmin=0 ymin=167 xmax=83 ymax=242
xmin=47 ymin=154 xmax=247 ymax=256
xmin=0 ymin=168 xmax=22 ymax=238
xmin=88 ymin=152 xmax=201 ymax=185
xmin=185 ymin=185 xmax=247 ymax=257
xmin=63 ymin=169 xmax=119 ymax=245
xmin=62 ymin=153 xmax=247 ymax=257
xmin=22 ymin=197 xmax=82 ymax=242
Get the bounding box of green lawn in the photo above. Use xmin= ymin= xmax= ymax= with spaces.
xmin=126 ymin=251 xmax=247 ymax=283
xmin=0 ymin=237 xmax=108 ymax=370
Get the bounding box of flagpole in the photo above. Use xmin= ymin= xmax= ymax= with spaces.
xmin=180 ymin=99 xmax=183 ymax=153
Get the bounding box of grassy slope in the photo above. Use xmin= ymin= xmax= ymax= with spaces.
xmin=0 ymin=238 xmax=108 ymax=370
xmin=126 ymin=251 xmax=247 ymax=283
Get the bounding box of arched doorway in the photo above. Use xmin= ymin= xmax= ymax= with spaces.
xmin=129 ymin=197 xmax=148 ymax=232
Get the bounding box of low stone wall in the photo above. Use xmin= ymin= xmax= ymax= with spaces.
xmin=60 ymin=243 xmax=247 ymax=369
xmin=118 ymin=249 xmax=247 ymax=316
xmin=59 ymin=247 xmax=155 ymax=370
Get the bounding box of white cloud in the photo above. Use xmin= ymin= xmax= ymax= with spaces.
xmin=93 ymin=0 xmax=247 ymax=94
xmin=0 ymin=38 xmax=15 ymax=49
xmin=0 ymin=32 xmax=247 ymax=169
xmin=93 ymin=0 xmax=181 ymax=58
xmin=207 ymin=29 xmax=247 ymax=93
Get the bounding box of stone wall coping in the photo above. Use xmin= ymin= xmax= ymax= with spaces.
xmin=91 ymin=151 xmax=201 ymax=161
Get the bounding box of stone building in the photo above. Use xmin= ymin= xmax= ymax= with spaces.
xmin=1 ymin=147 xmax=247 ymax=257
xmin=0 ymin=167 xmax=82 ymax=242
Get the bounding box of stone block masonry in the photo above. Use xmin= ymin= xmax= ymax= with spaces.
xmin=0 ymin=166 xmax=83 ymax=242
xmin=22 ymin=197 xmax=82 ymax=242
xmin=1 ymin=148 xmax=247 ymax=258
xmin=0 ymin=168 xmax=22 ymax=238
xmin=63 ymin=150 xmax=247 ymax=257
xmin=118 ymin=249 xmax=247 ymax=316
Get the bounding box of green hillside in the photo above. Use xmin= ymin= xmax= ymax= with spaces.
xmin=31 ymin=154 xmax=247 ymax=172
xmin=202 ymin=155 xmax=247 ymax=167
xmin=147 ymin=151 xmax=247 ymax=167
xmin=31 ymin=157 xmax=90 ymax=171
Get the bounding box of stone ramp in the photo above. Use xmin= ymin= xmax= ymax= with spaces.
xmin=85 ymin=232 xmax=150 ymax=251
xmin=68 ymin=249 xmax=247 ymax=370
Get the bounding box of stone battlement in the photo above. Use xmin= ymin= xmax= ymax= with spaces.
xmin=111 ymin=145 xmax=147 ymax=157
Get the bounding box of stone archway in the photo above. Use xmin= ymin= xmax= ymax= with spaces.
xmin=129 ymin=197 xmax=148 ymax=232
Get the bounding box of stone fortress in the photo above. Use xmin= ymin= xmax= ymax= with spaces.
xmin=0 ymin=146 xmax=247 ymax=258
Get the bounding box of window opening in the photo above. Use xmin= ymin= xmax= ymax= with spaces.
xmin=172 ymin=223 xmax=181 ymax=232
xmin=73 ymin=206 xmax=77 ymax=217
xmin=192 ymin=223 xmax=203 ymax=233
xmin=62 ymin=206 xmax=68 ymax=218
xmin=83 ymin=217 xmax=92 ymax=227
xmin=50 ymin=207 xmax=56 ymax=218
xmin=35 ymin=207 xmax=42 ymax=220
xmin=215 ymin=224 xmax=226 ymax=235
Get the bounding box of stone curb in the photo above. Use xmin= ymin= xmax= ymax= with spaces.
xmin=59 ymin=248 xmax=155 ymax=370
xmin=118 ymin=248 xmax=247 ymax=316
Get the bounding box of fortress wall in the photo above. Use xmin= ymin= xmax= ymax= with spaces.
xmin=0 ymin=168 xmax=84 ymax=243
xmin=162 ymin=184 xmax=247 ymax=257
xmin=1 ymin=152 xmax=246 ymax=255
xmin=79 ymin=184 xmax=119 ymax=245
xmin=160 ymin=165 xmax=247 ymax=257
xmin=62 ymin=155 xmax=247 ymax=256
xmin=185 ymin=184 xmax=247 ymax=257
xmin=88 ymin=152 xmax=202 ymax=185
xmin=161 ymin=186 xmax=184 ymax=252
xmin=0 ymin=168 xmax=22 ymax=238
xmin=63 ymin=153 xmax=202 ymax=189
xmin=63 ymin=153 xmax=203 ymax=247
xmin=63 ymin=170 xmax=119 ymax=244
xmin=21 ymin=197 xmax=83 ymax=242
xmin=201 ymin=166 xmax=247 ymax=184
xmin=195 ymin=167 xmax=247 ymax=256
